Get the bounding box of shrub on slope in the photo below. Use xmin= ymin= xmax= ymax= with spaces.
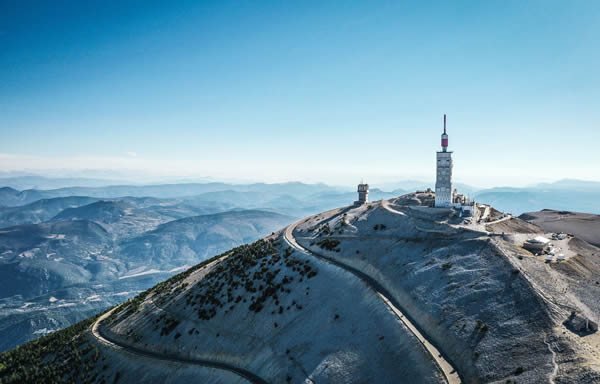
xmin=0 ymin=314 xmax=105 ymax=383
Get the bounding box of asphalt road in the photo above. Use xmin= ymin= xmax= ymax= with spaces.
xmin=90 ymin=288 xmax=268 ymax=384
xmin=283 ymin=211 xmax=462 ymax=384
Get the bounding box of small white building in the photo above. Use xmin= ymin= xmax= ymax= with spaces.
xmin=355 ymin=183 xmax=369 ymax=205
xmin=523 ymin=236 xmax=550 ymax=252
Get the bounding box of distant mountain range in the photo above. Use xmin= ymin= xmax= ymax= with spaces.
xmin=473 ymin=180 xmax=600 ymax=215
xmin=378 ymin=179 xmax=599 ymax=215
xmin=0 ymin=176 xmax=129 ymax=190
xmin=0 ymin=182 xmax=393 ymax=219
xmin=532 ymin=179 xmax=600 ymax=191
xmin=3 ymin=178 xmax=598 ymax=215
xmin=0 ymin=182 xmax=345 ymax=206
xmin=0 ymin=196 xmax=99 ymax=228
xmin=0 ymin=198 xmax=292 ymax=351
xmin=118 ymin=210 xmax=293 ymax=270
xmin=0 ymin=207 xmax=292 ymax=302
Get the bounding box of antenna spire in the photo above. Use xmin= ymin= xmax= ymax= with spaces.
xmin=441 ymin=114 xmax=449 ymax=151
xmin=443 ymin=114 xmax=446 ymax=134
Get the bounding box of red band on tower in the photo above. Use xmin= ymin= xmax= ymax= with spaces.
xmin=441 ymin=114 xmax=448 ymax=149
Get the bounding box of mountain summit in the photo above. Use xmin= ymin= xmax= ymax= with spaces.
xmin=2 ymin=193 xmax=599 ymax=383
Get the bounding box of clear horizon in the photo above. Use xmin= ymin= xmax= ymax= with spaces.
xmin=2 ymin=1 xmax=599 ymax=188
xmin=0 ymin=168 xmax=598 ymax=192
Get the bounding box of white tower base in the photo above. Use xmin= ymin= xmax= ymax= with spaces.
xmin=435 ymin=151 xmax=453 ymax=207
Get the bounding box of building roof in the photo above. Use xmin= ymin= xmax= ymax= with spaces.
xmin=527 ymin=236 xmax=550 ymax=244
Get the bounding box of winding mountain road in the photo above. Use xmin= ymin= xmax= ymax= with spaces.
xmin=284 ymin=215 xmax=462 ymax=384
xmin=90 ymin=299 xmax=268 ymax=384
xmin=88 ymin=203 xmax=463 ymax=384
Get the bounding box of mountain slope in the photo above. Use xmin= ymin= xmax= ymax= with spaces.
xmin=3 ymin=195 xmax=600 ymax=383
xmin=289 ymin=196 xmax=600 ymax=382
xmin=0 ymin=240 xmax=445 ymax=383
xmin=0 ymin=195 xmax=228 ymax=229
xmin=119 ymin=210 xmax=294 ymax=270
xmin=0 ymin=187 xmax=44 ymax=207
xmin=0 ymin=220 xmax=116 ymax=299
xmin=51 ymin=200 xmax=173 ymax=240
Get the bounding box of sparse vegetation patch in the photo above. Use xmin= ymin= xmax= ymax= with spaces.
xmin=145 ymin=239 xmax=321 ymax=323
xmin=317 ymin=238 xmax=340 ymax=252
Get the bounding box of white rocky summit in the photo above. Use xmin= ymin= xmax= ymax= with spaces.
xmin=3 ymin=188 xmax=600 ymax=383
xmin=58 ymin=193 xmax=598 ymax=384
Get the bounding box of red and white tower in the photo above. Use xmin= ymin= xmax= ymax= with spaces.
xmin=441 ymin=114 xmax=449 ymax=151
xmin=435 ymin=114 xmax=454 ymax=207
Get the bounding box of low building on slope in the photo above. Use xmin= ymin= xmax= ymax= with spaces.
xmin=522 ymin=236 xmax=551 ymax=253
xmin=355 ymin=183 xmax=369 ymax=205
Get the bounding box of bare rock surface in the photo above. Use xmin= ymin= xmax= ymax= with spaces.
xmin=292 ymin=195 xmax=600 ymax=383
xmin=100 ymin=239 xmax=445 ymax=383
xmin=3 ymin=193 xmax=600 ymax=383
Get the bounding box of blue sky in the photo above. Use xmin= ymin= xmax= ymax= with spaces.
xmin=1 ymin=1 xmax=599 ymax=187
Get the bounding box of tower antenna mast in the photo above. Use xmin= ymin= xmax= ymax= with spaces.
xmin=444 ymin=114 xmax=446 ymax=134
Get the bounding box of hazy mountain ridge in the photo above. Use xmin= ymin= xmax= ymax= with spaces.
xmin=474 ymin=189 xmax=600 ymax=215
xmin=533 ymin=179 xmax=600 ymax=191
xmin=118 ymin=210 xmax=293 ymax=270
xmin=1 ymin=178 xmax=598 ymax=217
xmin=0 ymin=176 xmax=129 ymax=190
xmin=0 ymin=196 xmax=99 ymax=228
xmin=0 ymin=182 xmax=399 ymax=221
xmin=0 ymin=195 xmax=233 ymax=230
xmin=0 ymin=181 xmax=347 ymax=207
xmin=50 ymin=200 xmax=174 ymax=240
xmin=0 ymin=220 xmax=116 ymax=299
xmin=0 ymin=187 xmax=44 ymax=207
